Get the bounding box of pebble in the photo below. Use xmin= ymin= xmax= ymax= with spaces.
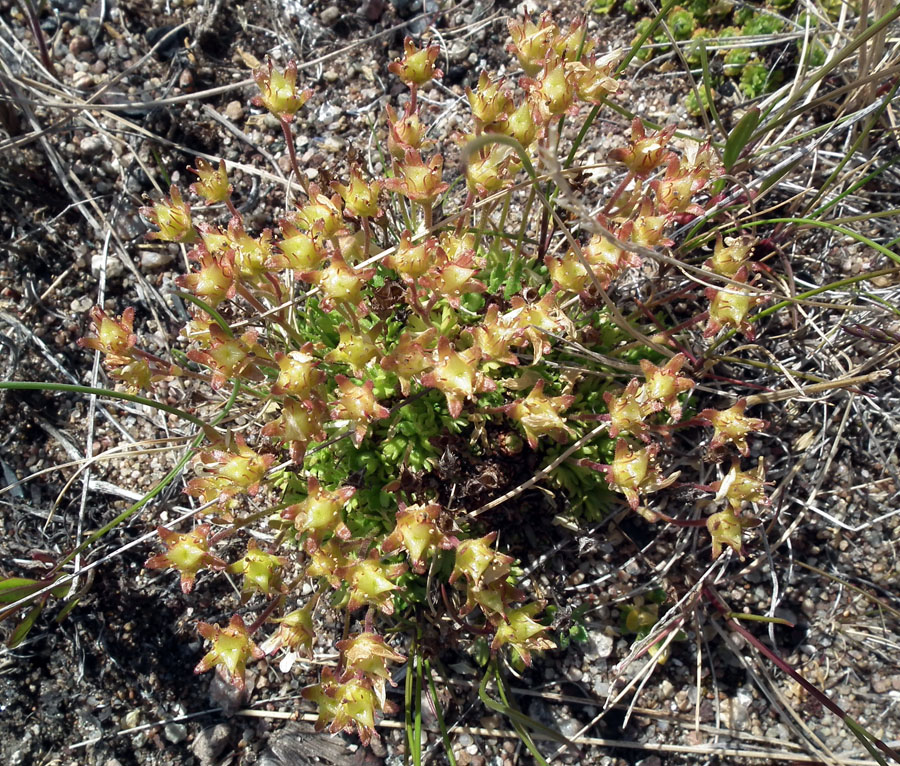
xmin=69 ymin=35 xmax=91 ymax=54
xmin=192 ymin=724 xmax=231 ymax=764
xmin=164 ymin=722 xmax=188 ymax=744
xmin=141 ymin=250 xmax=174 ymax=271
xmin=72 ymin=71 xmax=94 ymax=89
xmin=91 ymin=253 xmax=125 ymax=280
xmin=587 ymin=631 xmax=614 ymax=659
xmin=224 ymin=100 xmax=244 ymax=122
xmin=320 ymin=6 xmax=341 ymax=25
xmin=79 ymin=135 xmax=106 ymax=157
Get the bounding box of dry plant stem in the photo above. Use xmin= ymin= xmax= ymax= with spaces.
xmin=741 ymin=369 xmax=891 ymax=407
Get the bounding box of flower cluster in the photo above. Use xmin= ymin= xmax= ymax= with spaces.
xmin=76 ymin=11 xmax=785 ymax=743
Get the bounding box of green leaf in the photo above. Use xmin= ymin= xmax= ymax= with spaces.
xmin=8 ymin=603 xmax=44 ymax=648
xmin=723 ymin=107 xmax=760 ymax=172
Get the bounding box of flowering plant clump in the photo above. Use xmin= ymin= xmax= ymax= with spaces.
xmin=77 ymin=13 xmax=780 ymax=743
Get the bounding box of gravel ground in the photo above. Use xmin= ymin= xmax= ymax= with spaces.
xmin=1 ymin=0 xmax=899 ymax=764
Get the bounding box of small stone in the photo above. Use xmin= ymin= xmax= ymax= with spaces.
xmin=659 ymin=679 xmax=675 ymax=699
xmin=320 ymin=136 xmax=344 ymax=153
xmin=90 ymin=254 xmax=124 ymax=280
xmin=69 ymin=35 xmax=92 ymax=54
xmin=872 ymin=676 xmax=892 ymax=693
xmin=80 ymin=135 xmax=106 ymax=157
xmin=224 ymin=100 xmax=244 ymax=122
xmin=323 ymin=69 xmax=339 ymax=83
xmin=72 ymin=71 xmax=94 ymax=89
xmin=320 ymin=5 xmax=341 ymax=25
xmin=141 ymin=250 xmax=174 ymax=271
xmin=449 ymin=41 xmax=469 ymax=64
xmin=192 ymin=724 xmax=231 ymax=765
xmin=457 ymin=732 xmax=474 ymax=747
xmin=179 ymin=69 xmax=194 ymax=89
xmin=588 ymin=631 xmax=614 ymax=659
xmin=164 ymin=722 xmax=188 ymax=744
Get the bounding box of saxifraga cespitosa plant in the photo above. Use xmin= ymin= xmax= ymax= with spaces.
xmin=77 ymin=13 xmax=778 ymax=744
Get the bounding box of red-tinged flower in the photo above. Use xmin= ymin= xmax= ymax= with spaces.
xmin=145 ymin=524 xmax=226 ymax=594
xmin=498 ymin=379 xmax=575 ymax=449
xmin=330 ymin=375 xmax=390 ymax=446
xmin=225 ymin=216 xmax=276 ymax=285
xmin=385 ymin=231 xmax=440 ymax=282
xmin=185 ymin=434 xmax=274 ymax=506
xmin=189 ymin=158 xmax=232 ymax=205
xmin=227 ymin=539 xmax=287 ymax=599
xmin=252 ymin=58 xmax=312 ymax=122
xmin=325 ymin=324 xmax=382 ymax=375
xmin=465 ymin=142 xmax=522 ymax=196
xmin=703 ymin=267 xmax=765 ymax=340
xmin=604 ymin=378 xmax=650 ymax=441
xmin=176 ymin=245 xmax=236 ymax=306
xmin=195 ymin=614 xmax=264 ymax=690
xmin=638 ymin=353 xmax=695 ymax=421
xmin=698 ymin=399 xmax=768 ymax=457
xmin=187 ymin=326 xmax=267 ymax=389
xmin=282 ymin=476 xmax=354 ymax=551
xmin=306 ymin=539 xmax=352 ymax=587
xmin=262 ymin=603 xmax=316 ymax=671
xmin=579 ymin=439 xmax=679 ymax=511
xmin=420 ymin=336 xmax=496 ymax=418
xmin=380 ymin=328 xmax=436 ymax=395
xmin=333 ymin=166 xmax=382 ymax=219
xmin=682 ymin=139 xmax=722 ymax=188
xmin=141 ymin=185 xmax=197 ymax=243
xmin=704 ymin=234 xmax=756 ymax=278
xmin=271 ymin=220 xmax=327 ymax=273
xmin=336 ymin=550 xmax=406 ymax=615
xmin=650 ymin=156 xmax=707 ymax=217
xmin=493 ymin=96 xmax=542 ymax=148
xmin=469 ymin=579 xmax=526 ymax=622
xmin=383 ymin=148 xmax=449 ymax=207
xmin=507 ymin=13 xmax=558 ymax=76
xmin=197 ymin=221 xmax=230 ymax=257
xmin=449 ymin=532 xmax=513 ymax=591
xmin=302 ymin=668 xmax=396 ymax=745
xmin=491 ymin=602 xmax=556 ymax=666
xmin=385 ymin=103 xmax=429 ymax=160
xmin=553 ymin=16 xmax=595 ymax=61
xmin=582 ymin=229 xmax=642 ymax=291
xmin=381 ymin=502 xmax=457 ymax=574
xmin=79 ymin=306 xmax=137 ymax=357
xmin=388 ymin=36 xmax=442 ymax=87
xmin=271 ymin=346 xmax=323 ymax=398
xmin=466 ymin=304 xmax=519 ymax=366
xmin=337 ymin=632 xmax=405 ymax=706
xmin=571 ymin=51 xmax=621 ymax=102
xmin=630 ymin=199 xmax=672 ymax=248
xmin=609 ymin=118 xmax=676 ymax=178
xmin=450 ymin=533 xmax=516 ymax=617
xmin=546 ymin=251 xmax=591 ymax=295
xmin=467 ymin=71 xmax=514 ymax=126
xmin=260 ymin=396 xmax=328 ymax=463
xmin=710 ymin=458 xmax=771 ymax=512
xmin=505 ymin=286 xmax=571 ymax=364
xmin=531 ymin=55 xmax=576 ymax=119
xmin=299 ymin=251 xmax=375 ymax=312
xmin=707 ymin=506 xmax=760 ymax=559
xmin=293 ymin=186 xmax=345 ymax=239
xmin=418 ymin=252 xmax=486 ymax=308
